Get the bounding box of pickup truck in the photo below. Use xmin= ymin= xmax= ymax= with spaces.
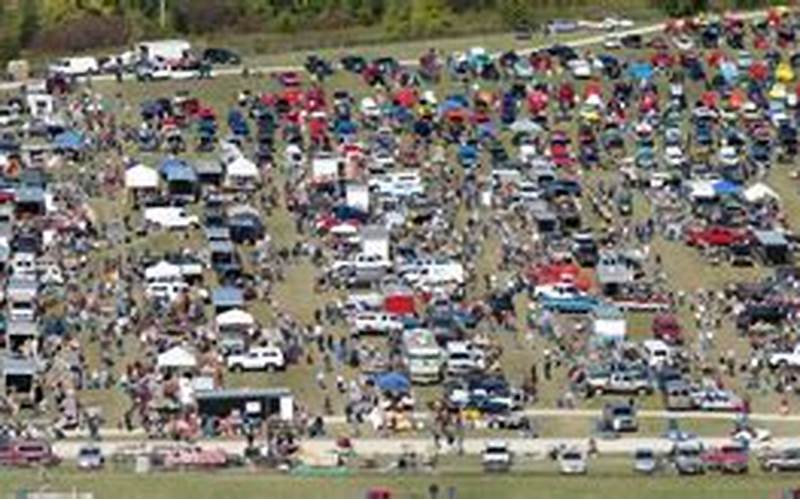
xmin=587 ymin=369 xmax=653 ymax=396
xmin=331 ymin=253 xmax=392 ymax=273
xmin=768 ymin=345 xmax=800 ymax=369
xmin=702 ymin=443 xmax=749 ymax=474
xmin=685 ymin=226 xmax=747 ymax=247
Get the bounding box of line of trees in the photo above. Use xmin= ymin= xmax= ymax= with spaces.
xmin=0 ymin=0 xmax=788 ymax=62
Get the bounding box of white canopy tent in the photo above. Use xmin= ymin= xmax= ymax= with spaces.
xmin=125 ymin=163 xmax=159 ymax=190
xmin=157 ymin=346 xmax=197 ymax=370
xmin=744 ymin=182 xmax=780 ymax=203
xmin=225 ymin=156 xmax=259 ymax=188
xmin=145 ymin=260 xmax=181 ymax=282
xmin=216 ymin=308 xmax=255 ymax=327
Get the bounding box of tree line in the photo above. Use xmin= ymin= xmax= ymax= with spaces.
xmin=0 ymin=0 xmax=787 ymax=63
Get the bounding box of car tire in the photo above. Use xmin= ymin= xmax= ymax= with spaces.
xmin=231 ymin=364 xmax=243 ymax=372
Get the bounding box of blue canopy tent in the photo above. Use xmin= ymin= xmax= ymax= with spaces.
xmin=719 ymin=61 xmax=739 ymax=83
xmin=53 ymin=130 xmax=85 ymax=151
xmin=374 ymin=372 xmax=410 ymax=393
xmin=628 ymin=62 xmax=654 ymax=82
xmin=159 ymin=158 xmax=197 ymax=183
xmin=211 ymin=287 xmax=244 ymax=312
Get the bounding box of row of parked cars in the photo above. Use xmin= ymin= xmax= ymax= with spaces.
xmin=481 ymin=440 xmax=800 ymax=476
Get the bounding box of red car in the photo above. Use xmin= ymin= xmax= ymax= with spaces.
xmin=701 ymin=443 xmax=749 ymax=474
xmin=652 ymin=313 xmax=683 ymax=344
xmin=685 ymin=226 xmax=747 ymax=247
xmin=0 ymin=440 xmax=60 ymax=467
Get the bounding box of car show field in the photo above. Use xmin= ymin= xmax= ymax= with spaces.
xmin=3 ymin=3 xmax=800 ymax=499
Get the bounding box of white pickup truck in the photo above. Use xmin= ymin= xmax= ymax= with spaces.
xmin=769 ymin=345 xmax=800 ymax=369
xmin=331 ymin=253 xmax=392 ymax=273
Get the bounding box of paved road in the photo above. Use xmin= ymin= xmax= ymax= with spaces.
xmin=0 ymin=11 xmax=768 ymax=93
xmin=51 ymin=435 xmax=800 ymax=460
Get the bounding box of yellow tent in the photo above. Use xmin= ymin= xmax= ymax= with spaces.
xmin=776 ymin=62 xmax=794 ymax=83
xmin=769 ymin=83 xmax=787 ymax=101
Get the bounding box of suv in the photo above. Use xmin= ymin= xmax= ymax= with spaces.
xmin=671 ymin=441 xmax=705 ymax=475
xmin=702 ymin=443 xmax=749 ymax=474
xmin=482 ymin=440 xmax=512 ymax=473
xmin=603 ymin=402 xmax=638 ymax=432
xmin=352 ymin=312 xmax=403 ymax=335
xmin=760 ymin=448 xmax=800 ymax=472
xmin=227 ymin=347 xmax=285 ymax=372
xmin=202 ymin=48 xmax=241 ymax=65
xmin=77 ymin=445 xmax=105 ymax=470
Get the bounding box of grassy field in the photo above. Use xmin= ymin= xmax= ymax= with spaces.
xmin=2 ymin=457 xmax=800 ymax=498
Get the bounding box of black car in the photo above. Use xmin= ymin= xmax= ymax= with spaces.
xmin=340 ymin=55 xmax=367 ymax=73
xmin=202 ymin=48 xmax=241 ymax=65
xmin=621 ymin=34 xmax=642 ymax=49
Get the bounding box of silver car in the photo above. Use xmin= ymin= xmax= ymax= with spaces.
xmin=634 ymin=448 xmax=658 ymax=474
xmin=559 ymin=450 xmax=588 ymax=475
xmin=76 ymin=445 xmax=104 ymax=470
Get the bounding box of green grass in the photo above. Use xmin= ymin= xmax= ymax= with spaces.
xmin=2 ymin=457 xmax=799 ymax=498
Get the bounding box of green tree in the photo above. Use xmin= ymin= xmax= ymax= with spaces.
xmin=409 ymin=0 xmax=452 ymax=36
xmin=19 ymin=0 xmax=42 ymax=47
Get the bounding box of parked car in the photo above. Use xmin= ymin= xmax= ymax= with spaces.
xmin=671 ymin=441 xmax=706 ymax=475
xmin=760 ymin=447 xmax=800 ymax=472
xmin=0 ymin=440 xmax=60 ymax=467
xmin=482 ymin=440 xmax=513 ymax=473
xmin=559 ymin=449 xmax=588 ymax=475
xmin=226 ymin=346 xmax=286 ymax=372
xmin=76 ymin=445 xmax=105 ymax=470
xmin=631 ymin=448 xmax=658 ymax=474
xmin=702 ymin=442 xmax=749 ymax=474
xmin=202 ymin=48 xmax=241 ymax=65
xmin=603 ymin=402 xmax=638 ymax=432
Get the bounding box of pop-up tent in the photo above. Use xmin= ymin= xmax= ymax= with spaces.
xmin=145 ymin=260 xmax=182 ymax=282
xmin=157 ymin=345 xmax=197 ymax=371
xmin=216 ymin=308 xmax=255 ymax=327
xmin=125 ymin=163 xmax=159 ymax=190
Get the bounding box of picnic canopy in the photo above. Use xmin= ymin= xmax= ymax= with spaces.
xmin=125 ymin=163 xmax=159 ymax=189
xmin=375 ymin=371 xmax=410 ymax=393
xmin=225 ymin=156 xmax=259 ymax=180
xmin=216 ymin=308 xmax=255 ymax=327
xmin=212 ymin=287 xmax=244 ymax=310
xmin=743 ymin=182 xmax=780 ymax=203
xmin=159 ymin=158 xmax=197 ymax=183
xmin=145 ymin=260 xmax=181 ymax=281
xmin=628 ymin=62 xmax=654 ymax=81
xmin=53 ymin=130 xmax=85 ymax=151
xmin=157 ymin=345 xmax=197 ymax=370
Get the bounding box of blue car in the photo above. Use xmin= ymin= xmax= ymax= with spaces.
xmin=540 ymin=295 xmax=600 ymax=314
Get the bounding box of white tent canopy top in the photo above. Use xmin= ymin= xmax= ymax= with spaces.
xmin=225 ymin=156 xmax=259 ymax=179
xmin=744 ymin=182 xmax=780 ymax=203
xmin=125 ymin=163 xmax=159 ymax=189
xmin=157 ymin=346 xmax=197 ymax=369
xmin=145 ymin=260 xmax=182 ymax=281
xmin=216 ymin=308 xmax=255 ymax=327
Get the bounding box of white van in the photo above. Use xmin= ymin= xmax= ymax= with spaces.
xmin=48 ymin=57 xmax=99 ymax=77
xmin=642 ymin=339 xmax=672 ymax=367
xmin=137 ymin=40 xmax=192 ymax=63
